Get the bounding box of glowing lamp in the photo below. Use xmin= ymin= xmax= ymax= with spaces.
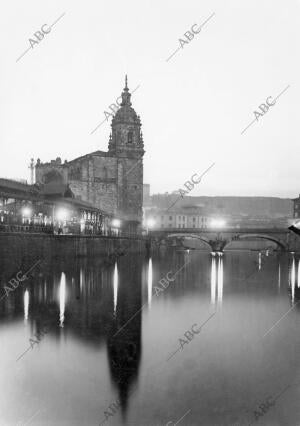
xmin=56 ymin=208 xmax=69 ymax=221
xmin=210 ymin=219 xmax=226 ymax=228
xmin=146 ymin=218 xmax=156 ymax=228
xmin=22 ymin=207 xmax=32 ymax=217
xmin=112 ymin=219 xmax=121 ymax=228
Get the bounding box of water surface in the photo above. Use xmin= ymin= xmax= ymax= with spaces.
xmin=1 ymin=248 xmax=300 ymax=426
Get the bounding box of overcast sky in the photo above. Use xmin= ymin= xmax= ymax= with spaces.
xmin=0 ymin=0 xmax=299 ymax=197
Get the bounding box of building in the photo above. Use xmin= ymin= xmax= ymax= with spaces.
xmin=292 ymin=194 xmax=300 ymax=219
xmin=0 ymin=178 xmax=108 ymax=234
xmin=145 ymin=205 xmax=208 ymax=230
xmin=143 ymin=184 xmax=151 ymax=206
xmin=35 ymin=77 xmax=145 ymax=233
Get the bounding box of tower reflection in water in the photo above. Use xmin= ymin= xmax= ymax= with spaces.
xmin=107 ymin=256 xmax=143 ymax=421
xmin=211 ymin=252 xmax=223 ymax=306
xmin=18 ymin=256 xmax=143 ymax=422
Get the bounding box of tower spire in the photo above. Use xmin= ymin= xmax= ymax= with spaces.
xmin=121 ymin=75 xmax=131 ymax=106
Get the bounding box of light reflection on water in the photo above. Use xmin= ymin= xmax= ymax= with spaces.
xmin=24 ymin=289 xmax=29 ymax=322
xmin=147 ymin=257 xmax=153 ymax=306
xmin=0 ymin=249 xmax=300 ymax=425
xmin=113 ymin=263 xmax=118 ymax=314
xmin=298 ymin=259 xmax=300 ymax=289
xmin=217 ymin=254 xmax=223 ymax=305
xmin=210 ymin=253 xmax=223 ymax=306
xmin=210 ymin=254 xmax=217 ymax=305
xmin=59 ymin=272 xmax=66 ymax=328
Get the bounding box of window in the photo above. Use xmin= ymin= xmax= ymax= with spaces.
xmin=179 ymin=216 xmax=181 ymax=220
xmin=193 ymin=224 xmax=195 ymax=228
xmin=182 ymin=224 xmax=185 ymax=228
xmin=169 ymin=216 xmax=172 ymax=220
xmin=127 ymin=131 xmax=133 ymax=144
xmin=193 ymin=217 xmax=196 ymax=222
xmin=183 ymin=216 xmax=185 ymax=221
xmin=178 ymin=224 xmax=181 ymax=228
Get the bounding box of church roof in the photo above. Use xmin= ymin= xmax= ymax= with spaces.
xmin=68 ymin=150 xmax=110 ymax=164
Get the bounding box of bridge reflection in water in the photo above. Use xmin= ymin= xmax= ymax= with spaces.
xmin=1 ymin=249 xmax=300 ymax=425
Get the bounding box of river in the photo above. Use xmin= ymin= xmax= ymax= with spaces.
xmin=1 ymin=248 xmax=300 ymax=425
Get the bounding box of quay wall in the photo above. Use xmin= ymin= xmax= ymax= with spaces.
xmin=0 ymin=233 xmax=147 ymax=264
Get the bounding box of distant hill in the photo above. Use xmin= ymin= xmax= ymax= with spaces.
xmin=150 ymin=194 xmax=293 ymax=218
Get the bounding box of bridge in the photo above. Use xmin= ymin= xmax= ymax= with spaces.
xmin=149 ymin=227 xmax=300 ymax=252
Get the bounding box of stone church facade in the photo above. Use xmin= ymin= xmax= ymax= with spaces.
xmin=35 ymin=78 xmax=145 ymax=232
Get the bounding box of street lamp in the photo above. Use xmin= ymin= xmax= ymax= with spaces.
xmin=112 ymin=219 xmax=121 ymax=228
xmin=22 ymin=206 xmax=32 ymax=217
xmin=56 ymin=208 xmax=69 ymax=222
xmin=146 ymin=218 xmax=156 ymax=229
xmin=210 ymin=219 xmax=226 ymax=228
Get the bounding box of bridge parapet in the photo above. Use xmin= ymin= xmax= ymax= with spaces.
xmin=149 ymin=228 xmax=300 ymax=252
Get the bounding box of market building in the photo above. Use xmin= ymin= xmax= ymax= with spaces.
xmin=0 ymin=178 xmax=109 ymax=235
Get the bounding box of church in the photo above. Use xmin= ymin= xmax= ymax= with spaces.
xmin=35 ymin=77 xmax=145 ymax=233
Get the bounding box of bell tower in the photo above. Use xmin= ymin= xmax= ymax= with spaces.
xmin=108 ymin=76 xmax=145 ymax=232
xmin=108 ymin=76 xmax=144 ymax=157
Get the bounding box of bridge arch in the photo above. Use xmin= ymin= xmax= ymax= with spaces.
xmin=165 ymin=233 xmax=212 ymax=250
xmin=224 ymin=233 xmax=287 ymax=250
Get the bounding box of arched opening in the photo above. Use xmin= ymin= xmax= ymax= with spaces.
xmin=43 ymin=170 xmax=63 ymax=184
xmin=166 ymin=233 xmax=212 ymax=250
xmin=224 ymin=234 xmax=287 ymax=251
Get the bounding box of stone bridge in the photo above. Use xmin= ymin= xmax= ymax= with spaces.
xmin=149 ymin=228 xmax=300 ymax=252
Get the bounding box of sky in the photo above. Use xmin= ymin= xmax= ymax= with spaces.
xmin=0 ymin=0 xmax=299 ymax=198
